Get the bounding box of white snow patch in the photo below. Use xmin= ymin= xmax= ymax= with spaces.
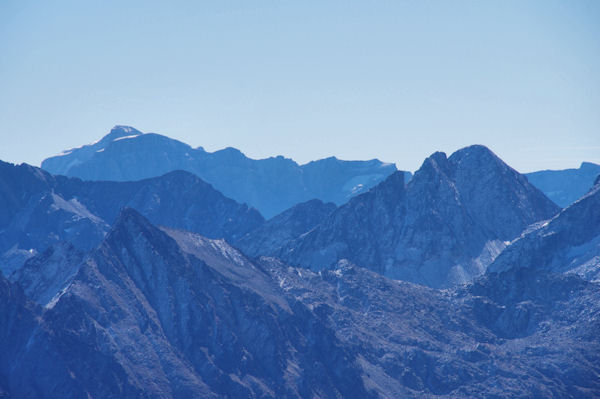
xmin=54 ymin=150 xmax=73 ymax=157
xmin=50 ymin=193 xmax=105 ymax=224
xmin=351 ymin=184 xmax=364 ymax=194
xmin=113 ymin=134 xmax=141 ymax=142
xmin=45 ymin=285 xmax=70 ymax=309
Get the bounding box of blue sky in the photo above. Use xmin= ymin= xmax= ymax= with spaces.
xmin=0 ymin=0 xmax=598 ymax=172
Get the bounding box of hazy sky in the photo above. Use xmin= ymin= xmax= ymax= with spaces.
xmin=1 ymin=1 xmax=599 ymax=172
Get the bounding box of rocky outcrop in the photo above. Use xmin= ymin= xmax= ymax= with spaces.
xmin=488 ymin=179 xmax=600 ymax=282
xmin=280 ymin=145 xmax=559 ymax=287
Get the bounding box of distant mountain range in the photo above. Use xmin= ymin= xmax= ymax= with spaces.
xmin=525 ymin=162 xmax=600 ymax=208
xmin=41 ymin=126 xmax=403 ymax=218
xmin=1 ymin=208 xmax=598 ymax=398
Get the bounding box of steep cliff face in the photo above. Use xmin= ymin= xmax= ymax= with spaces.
xmin=280 ymin=145 xmax=559 ymax=287
xmin=41 ymin=126 xmax=400 ymax=217
xmin=489 ymin=178 xmax=600 ymax=282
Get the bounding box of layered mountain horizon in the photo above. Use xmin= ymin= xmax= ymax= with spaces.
xmin=1 ymin=128 xmax=599 ymax=397
xmin=41 ymin=126 xmax=600 ymax=217
xmin=41 ymin=126 xmax=403 ymax=218
xmin=0 ymin=160 xmax=263 ymax=278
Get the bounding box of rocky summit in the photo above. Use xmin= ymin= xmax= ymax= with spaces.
xmin=278 ymin=145 xmax=559 ymax=288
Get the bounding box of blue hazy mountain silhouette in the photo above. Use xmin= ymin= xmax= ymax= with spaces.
xmin=525 ymin=162 xmax=600 ymax=207
xmin=41 ymin=126 xmax=402 ymax=218
xmin=489 ymin=176 xmax=600 ymax=281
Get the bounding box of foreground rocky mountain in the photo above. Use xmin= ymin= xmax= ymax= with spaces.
xmin=41 ymin=125 xmax=401 ymax=217
xmin=278 ymin=145 xmax=560 ymax=288
xmin=0 ymin=160 xmax=263 ymax=276
xmin=525 ymin=162 xmax=600 ymax=207
xmin=489 ymin=176 xmax=600 ymax=282
xmin=0 ymin=209 xmax=373 ymax=398
xmin=1 ymin=209 xmax=598 ymax=398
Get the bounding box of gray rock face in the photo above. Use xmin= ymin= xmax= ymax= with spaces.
xmin=265 ymin=260 xmax=600 ymax=398
xmin=41 ymin=126 xmax=401 ymax=217
xmin=0 ymin=161 xmax=263 ymax=278
xmin=2 ymin=210 xmax=598 ymax=398
xmin=526 ymin=162 xmax=600 ymax=207
xmin=2 ymin=209 xmax=373 ymax=398
xmin=280 ymin=145 xmax=560 ymax=287
xmin=10 ymin=242 xmax=84 ymax=306
xmin=0 ymin=275 xmax=93 ymax=398
xmin=488 ymin=179 xmax=600 ymax=282
xmin=235 ymin=199 xmax=337 ymax=258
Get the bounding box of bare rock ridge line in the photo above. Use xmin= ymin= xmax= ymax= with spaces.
xmin=0 ymin=160 xmax=263 ymax=281
xmin=1 ymin=143 xmax=563 ymax=291
xmin=488 ymin=176 xmax=600 ymax=281
xmin=276 ymin=145 xmax=559 ymax=288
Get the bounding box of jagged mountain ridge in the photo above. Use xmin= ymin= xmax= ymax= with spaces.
xmin=41 ymin=125 xmax=402 ymax=218
xmin=0 ymin=160 xmax=263 ymax=277
xmin=488 ymin=177 xmax=600 ymax=282
xmin=525 ymin=162 xmax=600 ymax=207
xmin=234 ymin=199 xmax=337 ymax=258
xmin=1 ymin=209 xmax=372 ymax=398
xmin=277 ymin=145 xmax=560 ymax=288
xmin=1 ymin=209 xmax=598 ymax=398
xmin=10 ymin=241 xmax=85 ymax=306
